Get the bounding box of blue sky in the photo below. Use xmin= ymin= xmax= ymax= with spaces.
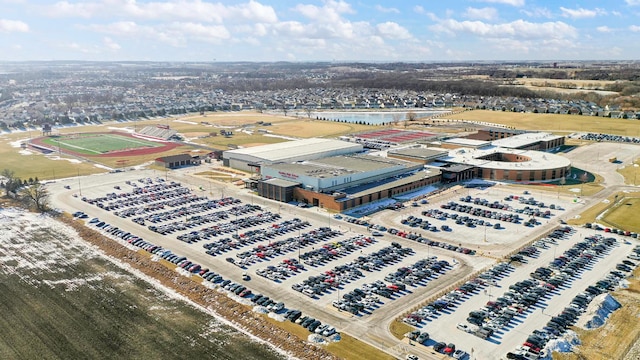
xmin=1 ymin=0 xmax=639 ymax=62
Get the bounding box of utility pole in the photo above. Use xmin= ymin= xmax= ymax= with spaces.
xmin=77 ymin=168 xmax=82 ymax=196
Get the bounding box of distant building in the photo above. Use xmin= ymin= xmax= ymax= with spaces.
xmin=155 ymin=154 xmax=196 ymax=169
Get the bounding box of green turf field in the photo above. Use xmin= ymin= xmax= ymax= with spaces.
xmin=42 ymin=133 xmax=161 ymax=155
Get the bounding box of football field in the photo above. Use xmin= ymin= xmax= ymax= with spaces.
xmin=43 ymin=133 xmax=162 ymax=155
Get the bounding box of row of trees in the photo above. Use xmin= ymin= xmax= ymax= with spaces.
xmin=1 ymin=169 xmax=49 ymax=212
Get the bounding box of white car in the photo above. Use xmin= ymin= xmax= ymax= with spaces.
xmin=456 ymin=323 xmax=475 ymax=333
xmin=406 ymin=355 xmax=419 ymax=360
xmin=452 ymin=349 xmax=467 ymax=359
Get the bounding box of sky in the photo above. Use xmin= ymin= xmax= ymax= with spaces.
xmin=1 ymin=0 xmax=640 ymax=62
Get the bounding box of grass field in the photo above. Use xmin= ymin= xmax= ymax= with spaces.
xmin=617 ymin=159 xmax=640 ymax=186
xmin=0 ymin=210 xmax=283 ymax=360
xmin=42 ymin=133 xmax=161 ymax=155
xmin=443 ymin=110 xmax=640 ymax=137
xmin=602 ymin=197 xmax=640 ymax=233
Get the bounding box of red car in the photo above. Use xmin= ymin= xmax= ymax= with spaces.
xmin=443 ymin=343 xmax=456 ymax=354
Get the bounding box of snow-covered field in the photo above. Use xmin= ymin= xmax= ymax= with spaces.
xmin=0 ymin=207 xmax=290 ymax=359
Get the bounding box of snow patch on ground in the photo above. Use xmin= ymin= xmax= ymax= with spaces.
xmin=268 ymin=312 xmax=287 ymax=322
xmin=308 ymin=334 xmax=327 ymax=345
xmin=9 ymin=139 xmax=29 ymax=148
xmin=46 ymin=155 xmax=82 ymax=164
xmin=263 ymin=134 xmax=298 ymax=141
xmin=577 ymin=293 xmax=621 ymax=329
xmin=94 ymin=163 xmax=113 ymax=170
xmin=253 ymin=306 xmax=269 ymax=314
xmin=0 ymin=207 xmax=297 ymax=360
xmin=546 ymin=330 xmax=581 ymax=354
xmin=108 ymin=126 xmax=134 ymax=133
xmin=174 ymin=120 xmax=198 ymax=125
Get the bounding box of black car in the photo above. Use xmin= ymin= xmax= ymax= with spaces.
xmin=433 ymin=342 xmax=447 ymax=352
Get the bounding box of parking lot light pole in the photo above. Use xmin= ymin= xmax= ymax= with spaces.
xmin=77 ymin=169 xmax=82 ymax=197
xmin=298 ymin=228 xmax=301 ymax=263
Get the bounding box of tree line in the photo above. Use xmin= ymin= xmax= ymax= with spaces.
xmin=1 ymin=169 xmax=49 ymax=212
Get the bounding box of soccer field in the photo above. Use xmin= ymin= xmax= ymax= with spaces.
xmin=43 ymin=133 xmax=162 ymax=155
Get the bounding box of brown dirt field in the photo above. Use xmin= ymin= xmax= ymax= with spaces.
xmin=241 ymin=143 xmax=269 ymax=147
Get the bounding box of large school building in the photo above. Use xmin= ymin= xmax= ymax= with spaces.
xmin=223 ymin=132 xmax=571 ymax=212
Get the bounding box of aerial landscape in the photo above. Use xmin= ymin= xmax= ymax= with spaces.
xmin=3 ymin=1 xmax=640 ymax=360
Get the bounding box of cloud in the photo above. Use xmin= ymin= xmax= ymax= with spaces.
xmin=520 ymin=7 xmax=552 ymax=18
xmin=629 ymin=25 xmax=640 ymax=32
xmin=376 ymin=22 xmax=412 ymax=39
xmin=478 ymin=0 xmax=524 ymax=6
xmin=626 ymin=0 xmax=640 ymax=6
xmin=596 ymin=26 xmax=612 ymax=33
xmin=0 ymin=19 xmax=29 ymax=32
xmin=45 ymin=0 xmax=278 ymax=24
xmin=295 ymin=0 xmax=354 ymax=22
xmin=103 ymin=37 xmax=121 ymax=50
xmin=560 ymin=7 xmax=606 ymax=19
xmin=463 ymin=7 xmax=498 ymax=21
xmin=430 ymin=19 xmax=577 ymax=40
xmin=374 ymin=5 xmax=399 ymax=14
xmin=87 ymin=20 xmax=229 ymax=47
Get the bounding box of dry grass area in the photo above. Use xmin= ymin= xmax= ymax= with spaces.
xmin=617 ymin=159 xmax=640 ymax=186
xmin=325 ymin=333 xmax=396 ymax=360
xmin=443 ymin=110 xmax=640 ymax=137
xmin=553 ymin=268 xmax=640 ymax=360
xmin=389 ymin=320 xmax=414 ymax=340
xmin=602 ymin=197 xmax=640 ymax=233
xmin=269 ymin=119 xmax=377 ymax=138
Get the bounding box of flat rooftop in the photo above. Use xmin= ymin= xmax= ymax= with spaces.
xmin=341 ymin=168 xmax=442 ymax=199
xmin=224 ymin=138 xmax=362 ymax=162
xmin=443 ymin=146 xmax=571 ymax=171
xmin=388 ymin=147 xmax=447 ymax=159
xmin=266 ymin=154 xmax=417 ymax=179
xmin=442 ymin=138 xmax=491 ymax=148
xmin=491 ymin=132 xmax=564 ymax=149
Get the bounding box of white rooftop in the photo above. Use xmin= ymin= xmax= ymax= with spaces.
xmin=491 ymin=132 xmax=564 ymax=149
xmin=443 ymin=146 xmax=571 ymax=171
xmin=443 ymin=138 xmax=491 ymax=147
xmin=224 ymin=138 xmax=362 ymax=162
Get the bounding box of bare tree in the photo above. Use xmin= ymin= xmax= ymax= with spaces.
xmin=21 ymin=182 xmax=49 ymax=212
xmin=1 ymin=169 xmax=20 ymax=196
xmin=406 ymin=111 xmax=418 ymax=121
xmin=304 ymin=104 xmax=314 ymax=119
xmin=392 ymin=113 xmax=402 ymax=127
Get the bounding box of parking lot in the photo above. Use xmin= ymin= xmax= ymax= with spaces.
xmin=374 ymin=185 xmax=586 ymax=251
xmin=394 ymin=225 xmax=638 ymax=359
xmin=48 ymin=168 xmax=640 ymax=360
xmin=49 ymin=171 xmax=481 ymax=348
